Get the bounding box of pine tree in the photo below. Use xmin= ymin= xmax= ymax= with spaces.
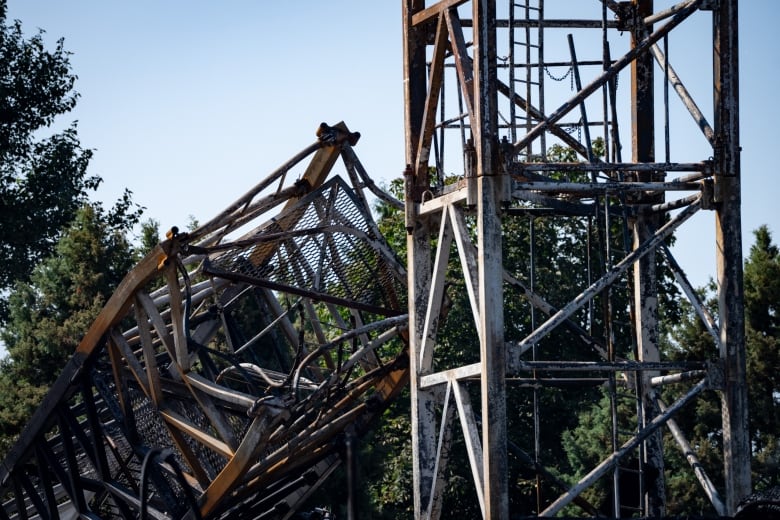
xmin=743 ymin=225 xmax=780 ymax=489
xmin=0 ymin=202 xmax=140 ymax=454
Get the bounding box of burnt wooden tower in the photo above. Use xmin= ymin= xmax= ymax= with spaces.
xmin=402 ymin=0 xmax=748 ymax=518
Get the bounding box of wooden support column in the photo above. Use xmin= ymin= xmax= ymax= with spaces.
xmin=473 ymin=1 xmax=508 ymax=519
xmin=630 ymin=0 xmax=665 ymax=516
xmin=404 ymin=1 xmax=438 ymax=518
xmin=408 ymin=220 xmax=436 ymax=519
xmin=713 ymin=0 xmax=751 ymax=513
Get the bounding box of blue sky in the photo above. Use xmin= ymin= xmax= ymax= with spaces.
xmin=5 ymin=1 xmax=779 ymax=290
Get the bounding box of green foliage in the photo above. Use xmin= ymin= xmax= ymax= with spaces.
xmin=138 ymin=218 xmax=161 ymax=255
xmin=560 ymin=238 xmax=780 ymax=519
xmin=743 ymin=225 xmax=780 ymax=490
xmin=360 ymin=398 xmax=414 ymax=518
xmin=0 ymin=359 xmax=48 ymax=455
xmin=744 ymin=225 xmax=780 ymax=336
xmin=374 ymin=178 xmax=407 ymax=258
xmin=0 ymin=4 xmax=146 ymax=454
xmin=0 ymin=202 xmax=141 ymax=455
xmin=562 ymin=390 xmax=633 ymax=511
xmin=186 ymin=214 xmax=200 ymax=232
xmin=0 ymin=3 xmax=119 ymax=322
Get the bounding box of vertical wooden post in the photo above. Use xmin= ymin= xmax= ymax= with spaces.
xmin=630 ymin=0 xmax=665 ymax=515
xmin=408 ymin=218 xmax=436 ymax=519
xmin=473 ymin=1 xmax=508 ymax=518
xmin=404 ymin=1 xmax=438 ymax=518
xmin=714 ymin=0 xmax=751 ymax=513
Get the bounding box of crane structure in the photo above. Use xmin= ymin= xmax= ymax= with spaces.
xmin=402 ymin=0 xmax=746 ymax=518
xmin=1 ymin=1 xmax=748 ymax=519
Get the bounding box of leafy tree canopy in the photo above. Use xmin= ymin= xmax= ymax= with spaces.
xmin=0 ymin=0 xmax=106 ymax=321
xmin=0 ymin=201 xmax=142 ymax=454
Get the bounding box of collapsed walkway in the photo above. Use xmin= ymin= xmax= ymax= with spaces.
xmin=0 ymin=122 xmax=410 ymax=520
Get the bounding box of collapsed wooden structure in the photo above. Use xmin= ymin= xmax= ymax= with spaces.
xmin=0 ymin=123 xmax=410 ymax=519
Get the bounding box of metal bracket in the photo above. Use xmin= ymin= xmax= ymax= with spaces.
xmin=701 ymin=178 xmax=716 ymax=210
xmin=615 ymin=2 xmax=636 ymax=32
xmin=316 ymin=122 xmax=361 ymax=146
xmin=699 ymin=0 xmax=717 ymax=11
xmin=706 ymin=360 xmax=725 ymax=390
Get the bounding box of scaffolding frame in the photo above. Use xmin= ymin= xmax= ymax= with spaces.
xmin=402 ymin=1 xmax=748 ymax=518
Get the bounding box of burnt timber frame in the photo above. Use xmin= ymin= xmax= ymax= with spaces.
xmin=0 ymin=123 xmax=411 ymax=520
xmin=402 ymin=1 xmax=748 ymax=518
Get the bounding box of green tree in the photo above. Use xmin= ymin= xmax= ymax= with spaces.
xmin=743 ymin=225 xmax=780 ymax=489
xmin=138 ymin=218 xmax=162 ymax=254
xmin=659 ymin=286 xmax=725 ymax=515
xmin=0 ymin=1 xmax=100 ymax=322
xmin=0 ymin=201 xmax=141 ymax=454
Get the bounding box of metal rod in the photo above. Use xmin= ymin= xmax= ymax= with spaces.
xmin=463 ymin=18 xmax=620 ymax=29
xmin=644 ymin=0 xmax=697 ymax=25
xmin=568 ymin=33 xmax=595 ymax=163
xmin=540 ymin=379 xmax=708 ymax=516
xmin=640 ymin=193 xmax=699 ymax=214
xmin=538 ymin=0 xmax=547 ymax=158
xmin=714 ymin=1 xmax=751 ymax=510
xmin=514 ymin=360 xmax=705 ymax=373
xmin=513 ymin=161 xmax=710 ymax=172
xmin=525 ymin=0 xmax=533 ymax=157
xmin=650 ymin=40 xmax=715 ymax=145
xmin=664 ymin=35 xmax=671 ymax=163
xmin=513 ymin=180 xmax=701 ymax=193
xmin=660 ymin=245 xmax=721 ymax=346
xmin=518 ymin=200 xmax=700 ymax=349
xmin=346 ymin=428 xmax=357 ymax=520
xmin=658 ymin=399 xmax=727 ymax=515
xmin=650 ymin=370 xmax=706 ymax=386
xmin=190 ymin=140 xmax=323 ymax=242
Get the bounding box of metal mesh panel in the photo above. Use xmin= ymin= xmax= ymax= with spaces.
xmin=130 ymin=388 xmax=231 ymax=482
xmin=205 ymin=177 xmax=406 ymax=315
xmin=168 ymin=397 xmax=230 ymax=478
xmin=127 ymin=387 xmax=189 ymax=515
